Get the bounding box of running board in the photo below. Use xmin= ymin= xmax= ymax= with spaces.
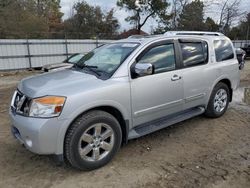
xmin=128 ymin=107 xmax=205 ymax=140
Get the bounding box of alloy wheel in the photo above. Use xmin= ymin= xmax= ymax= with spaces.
xmin=78 ymin=123 xmax=114 ymax=162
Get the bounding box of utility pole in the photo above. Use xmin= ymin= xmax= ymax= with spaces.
xmin=245 ymin=25 xmax=250 ymax=48
xmin=246 ymin=25 xmax=249 ymax=42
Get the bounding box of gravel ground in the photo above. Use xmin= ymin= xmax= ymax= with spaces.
xmin=0 ymin=62 xmax=250 ymax=188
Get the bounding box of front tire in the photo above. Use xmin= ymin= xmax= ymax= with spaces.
xmin=205 ymin=82 xmax=230 ymax=118
xmin=65 ymin=110 xmax=122 ymax=170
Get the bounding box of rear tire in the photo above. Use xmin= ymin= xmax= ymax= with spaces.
xmin=64 ymin=110 xmax=122 ymax=170
xmin=205 ymin=82 xmax=230 ymax=118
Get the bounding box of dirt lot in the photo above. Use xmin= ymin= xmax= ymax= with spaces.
xmin=0 ymin=62 xmax=250 ymax=188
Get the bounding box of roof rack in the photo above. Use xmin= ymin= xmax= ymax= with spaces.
xmin=127 ymin=34 xmax=163 ymax=39
xmin=164 ymin=31 xmax=224 ymax=36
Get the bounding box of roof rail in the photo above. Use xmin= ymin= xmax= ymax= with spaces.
xmin=127 ymin=34 xmax=164 ymax=39
xmin=127 ymin=35 xmax=148 ymax=39
xmin=164 ymin=31 xmax=224 ymax=36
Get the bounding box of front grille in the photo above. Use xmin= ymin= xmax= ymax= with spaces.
xmin=11 ymin=90 xmax=31 ymax=116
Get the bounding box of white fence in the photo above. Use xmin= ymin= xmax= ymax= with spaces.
xmin=232 ymin=40 xmax=250 ymax=48
xmin=1 ymin=39 xmax=249 ymax=71
xmin=0 ymin=39 xmax=113 ymax=70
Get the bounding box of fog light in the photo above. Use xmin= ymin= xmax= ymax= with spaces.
xmin=25 ymin=138 xmax=32 ymax=148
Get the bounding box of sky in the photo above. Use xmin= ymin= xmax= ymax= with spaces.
xmin=60 ymin=0 xmax=250 ymax=33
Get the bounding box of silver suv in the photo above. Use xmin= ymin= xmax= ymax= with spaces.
xmin=9 ymin=31 xmax=240 ymax=170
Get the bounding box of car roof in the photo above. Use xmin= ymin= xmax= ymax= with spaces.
xmin=116 ymin=31 xmax=229 ymax=45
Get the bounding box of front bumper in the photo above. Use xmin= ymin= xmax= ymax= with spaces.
xmin=9 ymin=110 xmax=66 ymax=155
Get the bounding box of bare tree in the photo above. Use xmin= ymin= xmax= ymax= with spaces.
xmin=217 ymin=0 xmax=244 ymax=33
xmin=170 ymin=0 xmax=189 ymax=30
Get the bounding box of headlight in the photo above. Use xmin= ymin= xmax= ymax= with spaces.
xmin=29 ymin=96 xmax=66 ymax=118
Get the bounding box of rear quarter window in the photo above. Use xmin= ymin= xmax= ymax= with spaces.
xmin=214 ymin=40 xmax=234 ymax=62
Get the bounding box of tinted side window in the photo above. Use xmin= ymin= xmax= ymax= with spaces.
xmin=180 ymin=42 xmax=208 ymax=67
xmin=138 ymin=44 xmax=176 ymax=74
xmin=214 ymin=40 xmax=234 ymax=62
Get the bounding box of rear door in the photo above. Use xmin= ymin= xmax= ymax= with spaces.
xmin=177 ymin=39 xmax=210 ymax=110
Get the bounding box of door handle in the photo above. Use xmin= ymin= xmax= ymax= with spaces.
xmin=171 ymin=74 xmax=182 ymax=81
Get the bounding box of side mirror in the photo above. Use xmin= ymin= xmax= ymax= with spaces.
xmin=132 ymin=63 xmax=154 ymax=77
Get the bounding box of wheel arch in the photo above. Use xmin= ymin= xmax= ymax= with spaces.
xmin=60 ymin=105 xmax=129 ymax=155
xmin=217 ymin=79 xmax=233 ymax=102
xmin=205 ymin=78 xmax=232 ymax=118
xmin=87 ymin=106 xmax=129 ymax=145
xmin=209 ymin=78 xmax=233 ymax=104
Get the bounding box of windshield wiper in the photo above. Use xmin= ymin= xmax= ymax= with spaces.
xmin=76 ymin=63 xmax=101 ymax=76
xmin=83 ymin=65 xmax=101 ymax=76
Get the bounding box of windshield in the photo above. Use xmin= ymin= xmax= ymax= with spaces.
xmin=67 ymin=54 xmax=85 ymax=64
xmin=76 ymin=42 xmax=139 ymax=76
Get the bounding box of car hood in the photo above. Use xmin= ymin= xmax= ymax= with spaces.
xmin=18 ymin=69 xmax=100 ymax=98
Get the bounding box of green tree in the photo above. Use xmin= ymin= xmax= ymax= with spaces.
xmin=102 ymin=9 xmax=120 ymax=38
xmin=64 ymin=1 xmax=120 ymax=39
xmin=35 ymin=0 xmax=64 ymax=34
xmin=117 ymin=0 xmax=171 ymax=33
xmin=0 ymin=0 xmax=46 ymax=38
xmin=228 ymin=13 xmax=250 ymax=40
xmin=228 ymin=26 xmax=241 ymax=40
xmin=177 ymin=0 xmax=205 ymax=31
xmin=204 ymin=17 xmax=219 ymax=32
xmin=0 ymin=0 xmax=63 ymax=38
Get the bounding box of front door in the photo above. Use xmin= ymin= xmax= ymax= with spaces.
xmin=130 ymin=41 xmax=184 ymax=126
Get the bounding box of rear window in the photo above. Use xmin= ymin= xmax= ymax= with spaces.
xmin=214 ymin=40 xmax=234 ymax=62
xmin=180 ymin=42 xmax=208 ymax=67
